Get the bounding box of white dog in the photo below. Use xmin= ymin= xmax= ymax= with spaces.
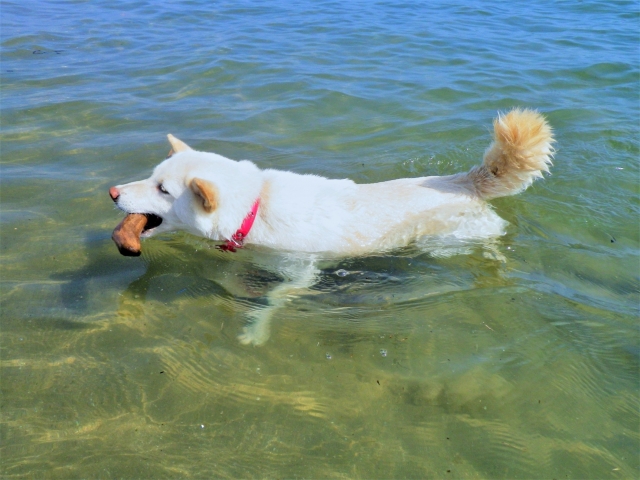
xmin=110 ymin=108 xmax=554 ymax=344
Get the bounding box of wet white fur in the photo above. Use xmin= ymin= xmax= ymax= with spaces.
xmin=114 ymin=110 xmax=553 ymax=256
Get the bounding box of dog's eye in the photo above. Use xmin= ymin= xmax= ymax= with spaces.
xmin=158 ymin=184 xmax=169 ymax=194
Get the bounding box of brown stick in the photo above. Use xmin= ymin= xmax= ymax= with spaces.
xmin=112 ymin=213 xmax=148 ymax=256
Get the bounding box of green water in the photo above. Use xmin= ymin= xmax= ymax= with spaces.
xmin=1 ymin=1 xmax=639 ymax=478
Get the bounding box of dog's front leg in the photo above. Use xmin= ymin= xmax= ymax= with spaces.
xmin=238 ymin=254 xmax=319 ymax=346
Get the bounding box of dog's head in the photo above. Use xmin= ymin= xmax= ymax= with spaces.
xmin=110 ymin=135 xmax=263 ymax=254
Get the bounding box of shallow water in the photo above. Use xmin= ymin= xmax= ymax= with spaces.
xmin=1 ymin=1 xmax=639 ymax=478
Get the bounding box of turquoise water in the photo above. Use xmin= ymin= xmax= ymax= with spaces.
xmin=2 ymin=1 xmax=639 ymax=478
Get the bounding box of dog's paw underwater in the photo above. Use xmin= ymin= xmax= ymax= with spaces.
xmin=109 ymin=108 xmax=554 ymax=257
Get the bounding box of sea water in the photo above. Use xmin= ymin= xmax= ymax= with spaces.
xmin=1 ymin=1 xmax=638 ymax=478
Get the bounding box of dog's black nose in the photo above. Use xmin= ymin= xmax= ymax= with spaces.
xmin=109 ymin=186 xmax=120 ymax=202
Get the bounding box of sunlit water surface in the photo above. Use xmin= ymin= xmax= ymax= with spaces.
xmin=1 ymin=1 xmax=638 ymax=478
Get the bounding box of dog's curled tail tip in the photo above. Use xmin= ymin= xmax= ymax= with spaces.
xmin=473 ymin=108 xmax=555 ymax=199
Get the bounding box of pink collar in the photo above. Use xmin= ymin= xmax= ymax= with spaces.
xmin=217 ymin=199 xmax=261 ymax=252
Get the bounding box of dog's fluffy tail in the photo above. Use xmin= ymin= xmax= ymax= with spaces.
xmin=469 ymin=108 xmax=554 ymax=199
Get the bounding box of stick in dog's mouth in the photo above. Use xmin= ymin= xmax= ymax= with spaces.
xmin=112 ymin=213 xmax=163 ymax=256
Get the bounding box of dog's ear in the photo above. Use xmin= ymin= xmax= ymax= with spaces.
xmin=190 ymin=178 xmax=217 ymax=213
xmin=167 ymin=134 xmax=192 ymax=155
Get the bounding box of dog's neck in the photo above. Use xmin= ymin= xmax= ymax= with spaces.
xmin=217 ymin=198 xmax=261 ymax=252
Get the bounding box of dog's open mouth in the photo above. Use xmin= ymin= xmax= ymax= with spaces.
xmin=112 ymin=213 xmax=163 ymax=256
xmin=141 ymin=213 xmax=163 ymax=235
